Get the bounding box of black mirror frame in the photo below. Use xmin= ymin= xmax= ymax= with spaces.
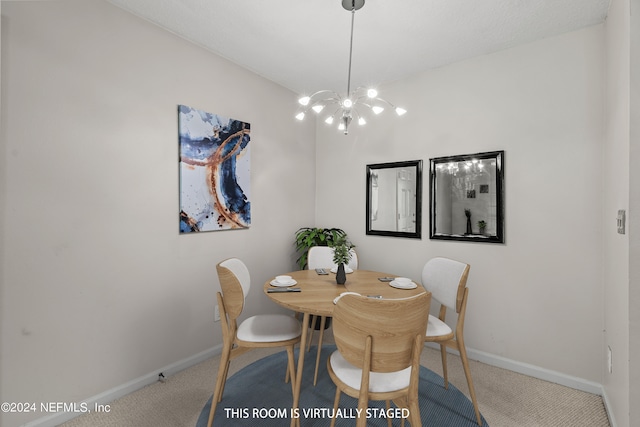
xmin=429 ymin=151 xmax=505 ymax=243
xmin=366 ymin=160 xmax=423 ymax=239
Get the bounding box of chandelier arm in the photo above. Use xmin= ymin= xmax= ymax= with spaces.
xmin=351 ymin=86 xmax=371 ymax=95
xmin=370 ymin=97 xmax=397 ymax=108
xmin=307 ymin=90 xmax=342 ymax=101
xmin=354 ymin=101 xmax=373 ymax=109
xmin=327 ymin=106 xmax=342 ymax=117
xmin=352 ymin=94 xmax=377 ymax=105
xmin=308 ymin=97 xmax=341 ymax=107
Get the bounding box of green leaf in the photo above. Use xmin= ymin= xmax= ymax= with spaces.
xmin=292 ymin=227 xmax=350 ymax=270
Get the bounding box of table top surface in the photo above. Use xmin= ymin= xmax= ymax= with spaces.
xmin=263 ymin=269 xmax=426 ymax=317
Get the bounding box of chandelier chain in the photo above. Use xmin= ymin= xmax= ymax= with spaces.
xmin=346 ymin=7 xmax=356 ymax=96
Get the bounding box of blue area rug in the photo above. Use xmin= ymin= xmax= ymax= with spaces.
xmin=197 ymin=346 xmax=487 ymax=426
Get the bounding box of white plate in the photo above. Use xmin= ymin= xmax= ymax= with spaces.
xmin=270 ymin=279 xmax=297 ymax=287
xmin=330 ymin=267 xmax=354 ymax=274
xmin=389 ymin=280 xmax=417 ymax=289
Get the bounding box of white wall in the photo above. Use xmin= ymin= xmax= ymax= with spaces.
xmin=628 ymin=0 xmax=640 ymax=424
xmin=316 ymin=26 xmax=605 ymax=383
xmin=0 ymin=2 xmax=315 ymax=426
xmin=2 ymin=1 xmax=633 ymax=427
xmin=0 ymin=2 xmax=4 ymax=422
xmin=603 ymin=0 xmax=631 ymax=426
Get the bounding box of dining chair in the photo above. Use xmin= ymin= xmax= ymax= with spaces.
xmin=306 ymin=245 xmax=358 ymax=385
xmin=421 ymin=257 xmax=482 ymax=426
xmin=207 ymin=258 xmax=301 ymax=427
xmin=327 ymin=292 xmax=431 ymax=427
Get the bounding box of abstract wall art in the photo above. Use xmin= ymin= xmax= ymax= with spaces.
xmin=178 ymin=105 xmax=251 ymax=233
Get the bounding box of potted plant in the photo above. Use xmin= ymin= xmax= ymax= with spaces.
xmin=331 ymin=235 xmax=355 ymax=285
xmin=478 ymin=220 xmax=487 ymax=235
xmin=294 ymin=227 xmax=347 ymax=270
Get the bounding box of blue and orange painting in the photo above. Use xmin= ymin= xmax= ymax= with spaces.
xmin=179 ymin=105 xmax=251 ymax=233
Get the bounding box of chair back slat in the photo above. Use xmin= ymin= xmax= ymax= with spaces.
xmin=332 ymin=293 xmax=430 ymax=373
xmin=216 ymin=258 xmax=250 ymax=320
xmin=421 ymin=257 xmax=469 ymax=313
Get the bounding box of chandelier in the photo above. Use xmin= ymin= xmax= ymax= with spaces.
xmin=295 ymin=0 xmax=406 ymax=135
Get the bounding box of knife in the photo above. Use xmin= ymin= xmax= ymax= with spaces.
xmin=267 ymin=287 xmax=301 ymax=293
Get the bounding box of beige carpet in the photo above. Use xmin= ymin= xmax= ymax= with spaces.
xmin=61 ymin=331 xmax=610 ymax=427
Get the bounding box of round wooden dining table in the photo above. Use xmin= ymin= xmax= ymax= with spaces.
xmin=263 ymin=269 xmax=427 ymax=427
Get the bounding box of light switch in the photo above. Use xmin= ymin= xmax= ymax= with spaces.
xmin=617 ymin=210 xmax=626 ymax=234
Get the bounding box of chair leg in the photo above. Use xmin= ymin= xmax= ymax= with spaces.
xmin=313 ymin=316 xmax=327 ymax=386
xmin=392 ymin=397 xmax=408 ymax=427
xmin=356 ymin=391 xmax=368 ymax=427
xmin=284 ymin=345 xmax=294 ymax=384
xmin=219 ymin=358 xmax=232 ymax=402
xmin=286 ymin=345 xmax=297 ymax=397
xmin=285 ymin=338 xmax=301 ymax=384
xmin=207 ymin=343 xmax=232 ymax=427
xmin=356 ymin=401 xmax=368 ymax=427
xmin=408 ymin=396 xmax=422 ymax=427
xmin=307 ymin=316 xmax=316 ymax=351
xmin=458 ymin=339 xmax=482 ymax=426
xmin=330 ymin=388 xmax=341 ymax=427
xmin=385 ymin=400 xmax=393 ymax=427
xmin=440 ymin=343 xmax=449 ymax=388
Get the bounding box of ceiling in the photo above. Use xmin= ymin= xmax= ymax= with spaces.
xmin=107 ymin=0 xmax=611 ymax=96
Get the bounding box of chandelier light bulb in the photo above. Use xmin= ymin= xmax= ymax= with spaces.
xmin=342 ymin=98 xmax=353 ymax=109
xmin=367 ymin=88 xmax=378 ymax=98
xmin=312 ymin=105 xmax=324 ymax=113
xmin=372 ymin=106 xmax=384 ymax=115
xmin=325 ymin=116 xmax=334 ymax=125
xmin=358 ymin=117 xmax=366 ymax=125
xmin=298 ymin=96 xmax=311 ymax=106
xmin=395 ymin=107 xmax=407 ymax=116
xmin=295 ymin=112 xmax=305 ymax=121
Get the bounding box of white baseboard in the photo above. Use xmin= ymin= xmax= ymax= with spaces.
xmin=600 ymin=389 xmax=618 ymax=427
xmin=426 ymin=342 xmax=615 ymax=425
xmin=453 ymin=344 xmax=603 ymax=395
xmin=22 ymin=344 xmax=223 ymax=427
xmin=425 ymin=343 xmax=606 ymax=394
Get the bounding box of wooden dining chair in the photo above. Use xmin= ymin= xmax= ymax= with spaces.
xmin=327 ymin=292 xmax=431 ymax=427
xmin=421 ymin=257 xmax=482 ymax=426
xmin=207 ymin=258 xmax=301 ymax=427
xmin=306 ymin=246 xmax=358 ymax=385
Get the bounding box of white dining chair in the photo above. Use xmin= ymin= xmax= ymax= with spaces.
xmin=207 ymin=258 xmax=301 ymax=427
xmin=421 ymin=257 xmax=481 ymax=425
xmin=327 ymin=292 xmax=431 ymax=427
xmin=306 ymin=246 xmax=358 ymax=385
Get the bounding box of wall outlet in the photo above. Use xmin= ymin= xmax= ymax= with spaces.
xmin=214 ymin=305 xmax=220 ymax=322
xmin=607 ymin=346 xmax=612 ymax=374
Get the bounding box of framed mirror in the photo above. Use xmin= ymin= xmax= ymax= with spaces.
xmin=430 ymin=151 xmax=504 ymax=243
xmin=366 ymin=160 xmax=422 ymax=239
